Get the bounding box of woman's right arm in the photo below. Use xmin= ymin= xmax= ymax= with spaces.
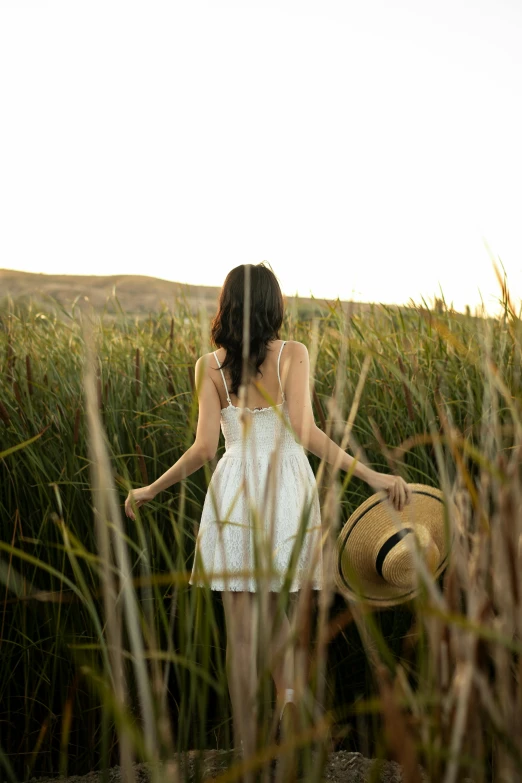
xmin=283 ymin=341 xmax=411 ymax=512
xmin=125 ymin=355 xmax=222 ymax=520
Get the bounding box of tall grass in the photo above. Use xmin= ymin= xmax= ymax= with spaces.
xmin=0 ymin=272 xmax=521 ymax=782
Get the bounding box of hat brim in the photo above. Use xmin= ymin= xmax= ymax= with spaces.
xmin=334 ymin=483 xmax=456 ymax=608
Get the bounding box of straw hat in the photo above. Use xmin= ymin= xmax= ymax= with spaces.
xmin=334 ymin=483 xmax=456 ymax=607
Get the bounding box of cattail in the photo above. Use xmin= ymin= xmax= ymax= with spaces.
xmin=397 ymin=356 xmax=415 ymax=421
xmin=96 ymin=378 xmax=102 ymax=410
xmin=43 ymin=372 xmax=48 ymax=387
xmin=13 ymin=380 xmax=23 ymax=408
xmin=135 ymin=348 xmax=140 ymax=396
xmin=187 ymin=365 xmax=195 ymax=395
xmin=0 ymin=400 xmax=10 ymax=426
xmin=135 ymin=443 xmax=148 ymax=484
xmin=168 ymin=317 xmax=174 ymax=352
xmin=167 ymin=369 xmax=175 ymax=397
xmin=13 ymin=381 xmax=27 ymax=429
xmin=25 ymin=354 xmax=33 ymax=396
xmin=104 ymin=379 xmax=110 ymax=404
xmin=73 ymin=406 xmax=81 ymax=444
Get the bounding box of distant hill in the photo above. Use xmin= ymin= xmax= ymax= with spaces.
xmin=0 ymin=269 xmax=221 ymax=316
xmin=0 ymin=268 xmax=400 ymax=318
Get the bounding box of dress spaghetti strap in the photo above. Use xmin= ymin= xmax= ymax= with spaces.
xmin=277 ymin=340 xmax=287 ymax=403
xmin=214 ymin=343 xmax=286 ymax=407
xmin=213 ymin=351 xmax=232 ymax=406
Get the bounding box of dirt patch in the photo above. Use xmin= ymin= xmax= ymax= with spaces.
xmin=23 ymin=749 xmax=432 ymax=783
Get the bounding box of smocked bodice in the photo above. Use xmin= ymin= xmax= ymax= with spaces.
xmin=219 ymin=400 xmax=303 ymax=458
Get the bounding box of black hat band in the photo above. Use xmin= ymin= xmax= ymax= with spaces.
xmin=375 ymin=528 xmax=413 ymax=579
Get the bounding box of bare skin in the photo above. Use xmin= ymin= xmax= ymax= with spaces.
xmin=124 ymin=338 xmax=412 ymax=751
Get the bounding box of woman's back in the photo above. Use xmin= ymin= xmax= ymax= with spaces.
xmin=212 ymin=338 xmax=289 ymax=413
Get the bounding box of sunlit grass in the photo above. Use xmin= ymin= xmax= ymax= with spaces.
xmin=1 ymin=270 xmax=521 ymax=782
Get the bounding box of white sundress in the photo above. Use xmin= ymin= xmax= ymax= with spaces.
xmin=188 ymin=341 xmax=324 ymax=593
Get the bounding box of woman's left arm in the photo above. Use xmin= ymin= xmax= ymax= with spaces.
xmin=124 ymin=355 xmax=221 ymax=519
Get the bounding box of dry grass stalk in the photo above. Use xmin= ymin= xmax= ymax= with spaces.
xmin=375 ymin=662 xmax=422 ymax=783
xmin=82 ymin=314 xmax=179 ymax=783
xmin=82 ymin=315 xmax=137 ymax=783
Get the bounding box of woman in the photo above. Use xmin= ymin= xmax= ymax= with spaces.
xmin=125 ymin=262 xmax=411 ymax=759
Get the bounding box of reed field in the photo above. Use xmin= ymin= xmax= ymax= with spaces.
xmin=1 ymin=271 xmax=522 ymax=783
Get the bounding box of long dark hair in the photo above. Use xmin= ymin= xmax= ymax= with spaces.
xmin=210 ymin=263 xmax=285 ymax=397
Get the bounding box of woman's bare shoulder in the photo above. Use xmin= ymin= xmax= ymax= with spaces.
xmin=195 ymin=351 xmax=220 ymax=372
xmin=196 ymin=350 xmax=217 ymax=361
xmin=283 ymin=340 xmax=309 ymax=359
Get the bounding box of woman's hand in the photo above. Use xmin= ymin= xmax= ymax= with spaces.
xmin=124 ymin=486 xmax=156 ymax=520
xmin=366 ymin=471 xmax=412 ymax=512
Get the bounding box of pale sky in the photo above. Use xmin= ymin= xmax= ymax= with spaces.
xmin=1 ymin=0 xmax=521 ymax=316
